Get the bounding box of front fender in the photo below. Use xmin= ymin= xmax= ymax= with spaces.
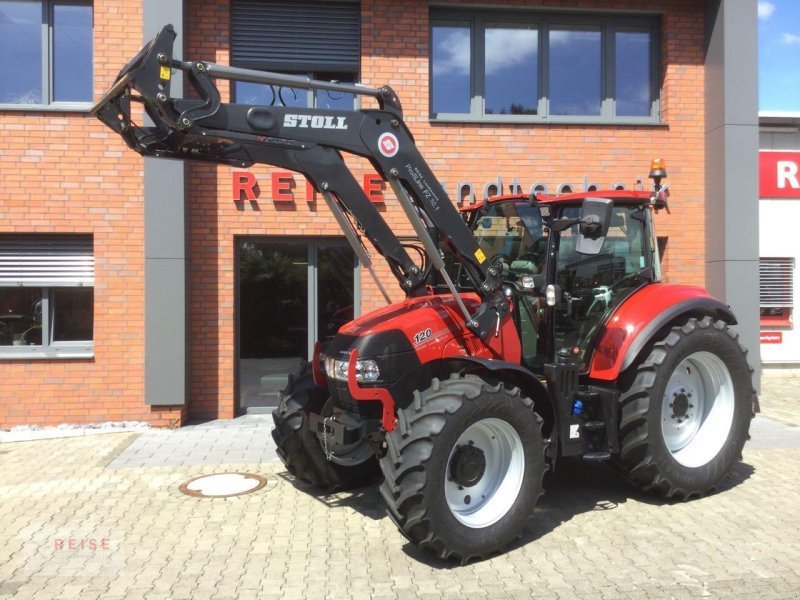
xmin=441 ymin=356 xmax=555 ymax=429
xmin=588 ymin=284 xmax=736 ymax=381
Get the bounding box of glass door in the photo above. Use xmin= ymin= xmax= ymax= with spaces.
xmin=237 ymin=238 xmax=356 ymax=413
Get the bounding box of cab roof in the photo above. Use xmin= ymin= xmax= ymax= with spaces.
xmin=459 ymin=189 xmax=653 ymax=212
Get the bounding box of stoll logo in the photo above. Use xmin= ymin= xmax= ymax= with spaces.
xmin=283 ymin=114 xmax=348 ymax=130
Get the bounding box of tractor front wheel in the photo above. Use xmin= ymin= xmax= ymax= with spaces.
xmin=617 ymin=317 xmax=755 ymax=499
xmin=272 ymin=365 xmax=379 ymax=491
xmin=379 ymin=374 xmax=546 ymax=563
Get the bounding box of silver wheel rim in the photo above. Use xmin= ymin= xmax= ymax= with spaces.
xmin=660 ymin=351 xmax=735 ymax=468
xmin=444 ymin=418 xmax=525 ymax=529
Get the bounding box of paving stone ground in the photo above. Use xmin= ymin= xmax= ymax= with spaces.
xmin=760 ymin=377 xmax=800 ymax=427
xmin=1 ymin=383 xmax=799 ymax=599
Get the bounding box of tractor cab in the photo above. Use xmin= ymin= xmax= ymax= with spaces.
xmin=458 ymin=189 xmax=663 ymax=374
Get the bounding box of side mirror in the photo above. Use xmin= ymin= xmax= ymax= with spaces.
xmin=576 ymin=198 xmax=613 ymax=255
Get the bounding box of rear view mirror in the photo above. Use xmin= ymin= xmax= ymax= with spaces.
xmin=576 ymin=198 xmax=613 ymax=255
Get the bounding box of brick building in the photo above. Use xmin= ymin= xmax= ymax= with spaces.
xmin=0 ymin=0 xmax=759 ymax=427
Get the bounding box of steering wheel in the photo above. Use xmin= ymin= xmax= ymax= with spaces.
xmin=584 ymin=286 xmax=612 ymax=318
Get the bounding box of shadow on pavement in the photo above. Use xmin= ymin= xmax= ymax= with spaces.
xmin=276 ymin=457 xmax=755 ymax=567
xmin=275 ymin=471 xmax=387 ymax=520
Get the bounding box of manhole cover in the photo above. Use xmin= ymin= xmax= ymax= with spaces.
xmin=179 ymin=473 xmax=270 ymax=498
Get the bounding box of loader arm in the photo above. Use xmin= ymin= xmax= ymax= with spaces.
xmin=92 ymin=25 xmax=508 ymax=338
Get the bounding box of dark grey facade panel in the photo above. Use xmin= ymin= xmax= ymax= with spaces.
xmin=145 ymin=259 xmax=187 ymax=406
xmin=704 ymin=0 xmax=761 ymax=388
xmin=231 ymin=0 xmax=360 ymax=72
xmin=143 ymin=0 xmax=187 ymax=406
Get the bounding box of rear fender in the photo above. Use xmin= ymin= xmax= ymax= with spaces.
xmin=589 ymin=284 xmax=737 ymax=381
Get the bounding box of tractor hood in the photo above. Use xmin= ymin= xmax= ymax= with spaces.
xmin=330 ymin=293 xmax=482 ymax=360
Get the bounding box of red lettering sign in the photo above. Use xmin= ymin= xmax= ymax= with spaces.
xmin=305 ymin=179 xmax=316 ymax=203
xmin=233 ymin=171 xmax=257 ymax=201
xmin=272 ymin=172 xmax=294 ymax=202
xmin=759 ymin=151 xmax=800 ymax=198
xmin=760 ymin=331 xmax=783 ymax=344
xmin=363 ymin=174 xmax=384 ymax=203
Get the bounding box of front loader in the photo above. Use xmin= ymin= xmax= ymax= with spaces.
xmin=93 ymin=26 xmax=757 ymax=563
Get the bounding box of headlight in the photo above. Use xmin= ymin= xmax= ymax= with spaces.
xmin=322 ymin=354 xmax=381 ymax=383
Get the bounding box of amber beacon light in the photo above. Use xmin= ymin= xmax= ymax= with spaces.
xmin=649 ymin=158 xmax=667 ymax=182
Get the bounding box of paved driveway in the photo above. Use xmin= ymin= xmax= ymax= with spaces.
xmin=1 ymin=404 xmax=799 ymax=598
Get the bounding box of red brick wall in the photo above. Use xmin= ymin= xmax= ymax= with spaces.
xmin=0 ymin=0 xmax=708 ymax=427
xmin=0 ymin=1 xmax=183 ymax=428
xmin=184 ymin=0 xmax=707 ymax=421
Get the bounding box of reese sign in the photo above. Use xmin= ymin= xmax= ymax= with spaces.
xmin=759 ymin=151 xmax=800 ymax=198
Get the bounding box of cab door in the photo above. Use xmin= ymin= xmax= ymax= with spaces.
xmin=551 ymin=203 xmax=653 ymax=369
xmin=468 ymin=200 xmax=550 ymax=372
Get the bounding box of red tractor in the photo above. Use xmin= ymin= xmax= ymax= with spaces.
xmin=94 ymin=26 xmax=756 ymax=563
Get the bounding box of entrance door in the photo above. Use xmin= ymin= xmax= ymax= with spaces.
xmin=237 ymin=238 xmax=356 ymax=413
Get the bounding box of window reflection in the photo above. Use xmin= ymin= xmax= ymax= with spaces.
xmin=0 ymin=1 xmax=42 ymax=104
xmin=234 ymin=77 xmax=356 ymax=109
xmin=0 ymin=289 xmax=42 ymax=346
xmin=53 ymin=3 xmax=93 ymax=102
xmin=485 ymin=27 xmax=538 ymax=115
xmin=616 ymin=31 xmax=651 ymax=117
xmin=234 ymin=81 xmax=309 ymax=107
xmin=549 ymin=28 xmax=601 ymax=116
xmin=53 ymin=288 xmax=93 ymax=342
xmin=314 ymin=74 xmax=354 ymax=110
xmin=432 ymin=25 xmax=471 ymax=115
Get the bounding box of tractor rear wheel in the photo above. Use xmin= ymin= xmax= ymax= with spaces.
xmin=617 ymin=317 xmax=754 ymax=499
xmin=379 ymin=374 xmax=546 ymax=563
xmin=272 ymin=365 xmax=379 ymax=491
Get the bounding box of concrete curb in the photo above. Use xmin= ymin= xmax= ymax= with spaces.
xmin=0 ymin=424 xmax=150 ymax=444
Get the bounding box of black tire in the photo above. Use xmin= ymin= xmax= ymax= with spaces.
xmin=379 ymin=374 xmax=547 ymax=563
xmin=271 ymin=365 xmax=379 ymax=491
xmin=616 ymin=317 xmax=755 ymax=499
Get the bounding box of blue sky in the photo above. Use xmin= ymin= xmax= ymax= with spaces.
xmin=759 ymin=0 xmax=800 ymax=112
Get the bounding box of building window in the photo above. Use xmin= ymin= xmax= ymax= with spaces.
xmin=230 ymin=1 xmax=360 ymax=109
xmin=430 ymin=9 xmax=659 ymax=123
xmin=0 ymin=235 xmax=94 ymax=358
xmin=0 ymin=1 xmax=93 ymax=107
xmin=759 ymin=257 xmax=794 ymax=328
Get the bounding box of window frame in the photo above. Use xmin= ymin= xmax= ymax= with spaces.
xmin=429 ymin=9 xmax=661 ymax=125
xmin=229 ymin=0 xmax=361 ymax=110
xmin=0 ymin=234 xmax=94 ymax=359
xmin=0 ymin=286 xmax=94 ymax=359
xmin=0 ymin=0 xmax=94 ymax=112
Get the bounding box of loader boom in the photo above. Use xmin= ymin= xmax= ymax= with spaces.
xmin=92 ymin=25 xmax=508 ymax=338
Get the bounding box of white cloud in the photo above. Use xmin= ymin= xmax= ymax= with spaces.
xmin=432 ymin=29 xmax=470 ymax=76
xmin=433 ymin=28 xmax=540 ymax=76
xmin=759 ymin=1 xmax=776 ymax=20
xmin=485 ymin=29 xmax=538 ymax=74
xmin=781 ymin=33 xmax=800 ymax=44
